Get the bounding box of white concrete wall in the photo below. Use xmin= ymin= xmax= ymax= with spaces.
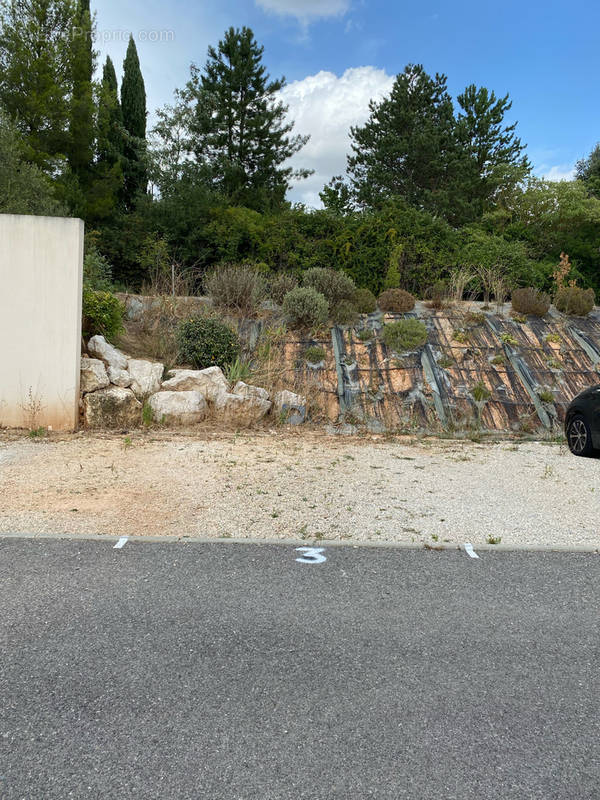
xmin=0 ymin=214 xmax=84 ymax=430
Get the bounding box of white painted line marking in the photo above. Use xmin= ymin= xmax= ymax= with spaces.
xmin=113 ymin=537 xmax=128 ymax=550
xmin=464 ymin=542 xmax=479 ymax=559
xmin=295 ymin=547 xmax=326 ymax=564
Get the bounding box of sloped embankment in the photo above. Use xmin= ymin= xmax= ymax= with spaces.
xmin=264 ymin=305 xmax=600 ymax=434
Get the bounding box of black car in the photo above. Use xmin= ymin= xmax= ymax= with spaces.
xmin=565 ymin=384 xmax=600 ymax=456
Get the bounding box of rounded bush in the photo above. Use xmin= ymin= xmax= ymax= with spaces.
xmin=378 ymin=288 xmax=416 ymax=313
xmin=511 ymin=287 xmax=551 ymax=317
xmin=282 ymin=287 xmax=328 ymax=330
xmin=204 ymin=263 xmax=265 ymax=317
xmin=176 ymin=316 xmax=241 ymax=369
xmin=554 ymin=286 xmax=595 ymax=316
xmin=82 ymin=288 xmax=125 ymax=341
xmin=269 ymin=272 xmax=298 ymax=305
xmin=302 ymin=268 xmax=356 ymax=309
xmin=381 ymin=319 xmax=428 ymax=352
xmin=353 ymin=287 xmax=378 ymax=314
xmin=331 ymin=300 xmax=359 ymax=326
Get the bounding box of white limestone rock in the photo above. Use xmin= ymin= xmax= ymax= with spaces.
xmin=127 ymin=358 xmax=164 ymax=399
xmin=161 ymin=366 xmax=229 ymax=403
xmin=107 ymin=365 xmax=132 ymax=388
xmin=87 ymin=335 xmax=128 ymax=371
xmin=147 ymin=391 xmax=207 ymax=425
xmin=80 ymin=357 xmax=109 ymax=393
xmin=232 ymin=381 xmax=270 ymax=401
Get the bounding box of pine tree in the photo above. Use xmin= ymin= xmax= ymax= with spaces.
xmin=182 ymin=26 xmax=309 ymax=210
xmin=0 ymin=0 xmax=76 ymax=171
xmin=121 ymin=35 xmax=147 ymax=207
xmin=455 ymin=85 xmax=530 ymax=221
xmin=347 ymin=65 xmax=460 ymax=218
xmin=67 ymin=0 xmax=95 ymax=182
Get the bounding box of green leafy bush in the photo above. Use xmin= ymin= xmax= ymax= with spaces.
xmin=204 ymin=263 xmax=265 ymax=316
xmin=331 ymin=300 xmax=359 ymax=326
xmin=554 ymin=286 xmax=595 ymax=316
xmin=304 ymin=345 xmax=326 ymax=363
xmin=176 ymin=316 xmax=241 ymax=369
xmin=302 ymin=268 xmax=356 ymax=309
xmin=511 ymin=287 xmax=551 ymax=316
xmin=269 ymin=272 xmax=298 ymax=305
xmin=378 ymin=288 xmax=416 ymax=313
xmin=282 ymin=287 xmax=328 ymax=330
xmin=353 ymin=287 xmax=377 ymax=314
xmin=82 ymin=288 xmax=125 ymax=341
xmin=381 ymin=319 xmax=428 ymax=352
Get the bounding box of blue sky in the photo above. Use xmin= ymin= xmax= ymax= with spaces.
xmin=96 ymin=0 xmax=600 ymax=205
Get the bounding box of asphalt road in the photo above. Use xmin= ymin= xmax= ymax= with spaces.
xmin=1 ymin=538 xmax=599 ymax=799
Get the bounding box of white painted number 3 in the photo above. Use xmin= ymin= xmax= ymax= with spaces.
xmin=295 ymin=547 xmax=326 ymax=564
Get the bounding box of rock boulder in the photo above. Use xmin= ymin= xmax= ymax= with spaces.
xmin=107 ymin=366 xmax=132 ymax=388
xmin=232 ymin=381 xmax=270 ymax=401
xmin=127 ymin=358 xmax=164 ymax=399
xmin=161 ymin=366 xmax=229 ymax=403
xmin=80 ymin=357 xmax=109 ymax=393
xmin=82 ymin=387 xmax=142 ymax=429
xmin=213 ymin=392 xmax=271 ymax=426
xmin=148 ymin=391 xmax=207 ymax=425
xmin=87 ymin=335 xmax=128 ymax=371
xmin=274 ymin=390 xmax=307 ymax=425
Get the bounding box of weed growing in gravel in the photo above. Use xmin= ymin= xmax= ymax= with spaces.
xmin=501 ymin=333 xmax=518 ymax=346
xmin=486 ymin=535 xmax=502 ymax=545
xmin=28 ymin=427 xmax=47 ymax=439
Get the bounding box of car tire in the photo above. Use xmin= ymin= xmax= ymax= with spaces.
xmin=566 ymin=414 xmax=595 ymax=457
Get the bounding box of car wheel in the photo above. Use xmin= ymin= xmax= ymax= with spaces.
xmin=566 ymin=414 xmax=595 ymax=457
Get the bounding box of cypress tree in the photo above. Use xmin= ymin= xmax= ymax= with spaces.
xmin=87 ymin=55 xmax=124 ymax=221
xmin=121 ymin=35 xmax=147 ymax=206
xmin=68 ymin=0 xmax=95 ymax=182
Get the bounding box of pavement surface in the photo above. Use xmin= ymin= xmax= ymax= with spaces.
xmin=0 ymin=538 xmax=599 ymax=799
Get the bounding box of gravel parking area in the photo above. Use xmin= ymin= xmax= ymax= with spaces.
xmin=0 ymin=430 xmax=598 ymax=548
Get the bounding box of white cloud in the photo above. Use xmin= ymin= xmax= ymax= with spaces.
xmin=255 ymin=0 xmax=350 ymax=23
xmin=542 ymin=164 xmax=576 ymax=182
xmin=279 ymin=67 xmax=395 ymax=207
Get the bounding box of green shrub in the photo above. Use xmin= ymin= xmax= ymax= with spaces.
xmin=381 ymin=319 xmax=428 ymax=352
xmin=204 ymin=263 xmax=265 ymax=316
xmin=471 ymin=381 xmax=491 ymax=402
xmin=304 ymin=345 xmax=326 ymax=363
xmin=356 ymin=328 xmax=374 ymax=342
xmin=176 ymin=316 xmax=241 ymax=369
xmin=282 ymin=286 xmax=328 ymax=330
xmin=269 ymin=272 xmax=298 ymax=305
xmin=331 ymin=300 xmax=359 ymax=326
xmin=538 ymin=389 xmax=555 ymax=403
xmin=224 ymin=356 xmax=253 ymax=383
xmin=511 ymin=287 xmax=551 ymax=317
xmin=554 ymin=286 xmax=595 ymax=316
xmin=353 ymin=287 xmax=377 ymax=314
xmin=82 ymin=287 xmax=125 ymax=341
xmin=302 ymin=268 xmax=356 ymax=309
xmin=378 ymin=288 xmax=416 ymax=313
